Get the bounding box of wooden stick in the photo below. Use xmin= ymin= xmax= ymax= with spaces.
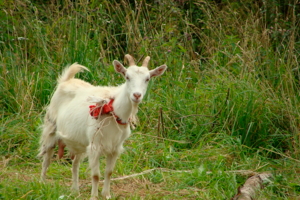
xmin=107 ymin=168 xmax=192 ymax=182
xmin=96 ymin=167 xmax=270 ymax=183
xmin=232 ymin=172 xmax=273 ymax=200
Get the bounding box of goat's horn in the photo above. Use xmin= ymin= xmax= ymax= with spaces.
xmin=142 ymin=56 xmax=150 ymax=68
xmin=125 ymin=54 xmax=135 ymax=66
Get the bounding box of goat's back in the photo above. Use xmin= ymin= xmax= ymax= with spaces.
xmin=48 ymin=75 xmax=125 ymax=152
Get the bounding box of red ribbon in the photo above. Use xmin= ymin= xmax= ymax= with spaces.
xmin=89 ymin=99 xmax=128 ymax=125
xmin=89 ymin=99 xmax=114 ymax=118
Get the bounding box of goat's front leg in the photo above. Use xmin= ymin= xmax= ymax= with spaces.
xmin=102 ymin=152 xmax=118 ymax=199
xmin=71 ymin=154 xmax=83 ymax=192
xmin=88 ymin=146 xmax=101 ymax=200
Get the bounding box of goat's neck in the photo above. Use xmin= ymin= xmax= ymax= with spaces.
xmin=113 ymin=84 xmax=138 ymax=124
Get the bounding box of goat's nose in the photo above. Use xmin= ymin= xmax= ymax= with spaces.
xmin=133 ymin=92 xmax=141 ymax=99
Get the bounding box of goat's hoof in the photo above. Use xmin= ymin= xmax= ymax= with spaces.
xmin=101 ymin=192 xmax=111 ymax=199
xmin=40 ymin=177 xmax=46 ymax=183
xmin=71 ymin=185 xmax=79 ymax=193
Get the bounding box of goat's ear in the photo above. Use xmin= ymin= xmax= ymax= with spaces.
xmin=150 ymin=64 xmax=167 ymax=78
xmin=113 ymin=60 xmax=127 ymax=76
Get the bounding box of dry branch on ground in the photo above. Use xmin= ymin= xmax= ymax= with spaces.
xmin=232 ymin=172 xmax=273 ymax=200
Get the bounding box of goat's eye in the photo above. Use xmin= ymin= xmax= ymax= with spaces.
xmin=126 ymin=76 xmax=130 ymax=81
xmin=145 ymin=78 xmax=150 ymax=82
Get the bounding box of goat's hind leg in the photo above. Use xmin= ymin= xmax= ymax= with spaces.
xmin=38 ymin=116 xmax=57 ymax=181
xmin=40 ymin=146 xmax=55 ymax=181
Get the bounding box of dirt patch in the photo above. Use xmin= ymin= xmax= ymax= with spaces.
xmin=1 ymin=162 xmax=202 ymax=199
xmin=77 ymin=178 xmax=203 ymax=199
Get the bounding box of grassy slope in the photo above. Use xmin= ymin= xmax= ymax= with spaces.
xmin=1 ymin=0 xmax=300 ymax=199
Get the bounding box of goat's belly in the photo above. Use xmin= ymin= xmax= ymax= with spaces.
xmin=56 ymin=127 xmax=89 ymax=154
xmin=61 ymin=138 xmax=87 ymax=154
xmin=56 ymin=106 xmax=91 ymax=154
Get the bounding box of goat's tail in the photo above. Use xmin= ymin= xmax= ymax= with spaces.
xmin=58 ymin=63 xmax=89 ymax=83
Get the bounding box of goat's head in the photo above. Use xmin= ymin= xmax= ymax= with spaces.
xmin=113 ymin=54 xmax=167 ymax=104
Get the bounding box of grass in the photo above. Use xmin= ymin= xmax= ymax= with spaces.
xmin=1 ymin=0 xmax=300 ymax=199
xmin=1 ymin=132 xmax=300 ymax=199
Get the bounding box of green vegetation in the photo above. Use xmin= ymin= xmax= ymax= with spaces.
xmin=1 ymin=0 xmax=300 ymax=199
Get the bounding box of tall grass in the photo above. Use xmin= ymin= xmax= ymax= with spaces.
xmin=187 ymin=0 xmax=300 ymax=152
xmin=1 ymin=0 xmax=300 ymax=199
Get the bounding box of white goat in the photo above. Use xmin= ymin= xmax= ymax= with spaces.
xmin=38 ymin=54 xmax=167 ymax=199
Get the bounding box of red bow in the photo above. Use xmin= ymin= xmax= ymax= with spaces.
xmin=89 ymin=99 xmax=114 ymax=119
xmin=89 ymin=100 xmax=128 ymax=125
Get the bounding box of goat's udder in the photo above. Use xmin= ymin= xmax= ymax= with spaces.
xmin=58 ymin=139 xmax=66 ymax=159
xmin=58 ymin=139 xmax=75 ymax=160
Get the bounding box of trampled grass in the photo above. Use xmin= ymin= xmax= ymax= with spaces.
xmin=1 ymin=0 xmax=300 ymax=199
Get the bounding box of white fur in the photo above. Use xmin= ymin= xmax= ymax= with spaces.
xmin=38 ymin=56 xmax=167 ymax=199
